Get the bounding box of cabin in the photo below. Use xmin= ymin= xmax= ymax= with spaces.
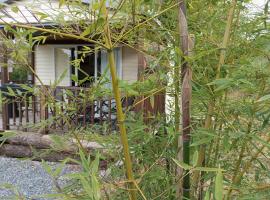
xmin=0 ymin=0 xmax=165 ymax=133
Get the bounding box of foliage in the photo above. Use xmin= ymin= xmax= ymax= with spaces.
xmin=9 ymin=66 xmax=28 ymax=82
xmin=0 ymin=0 xmax=269 ymax=199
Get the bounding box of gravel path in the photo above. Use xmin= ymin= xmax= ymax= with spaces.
xmin=0 ymin=157 xmax=80 ymax=200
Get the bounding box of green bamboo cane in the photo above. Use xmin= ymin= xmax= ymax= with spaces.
xmin=101 ymin=2 xmax=137 ymax=200
xmin=175 ymin=63 xmax=182 ymax=199
xmin=227 ymin=134 xmax=270 ymax=198
xmin=192 ymin=0 xmax=237 ymax=196
xmin=175 ymin=37 xmax=182 ymax=200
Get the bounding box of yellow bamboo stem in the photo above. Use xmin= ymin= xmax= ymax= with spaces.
xmin=101 ymin=2 xmax=136 ymax=199
xmin=227 ymin=135 xmax=270 ymax=198
xmin=216 ymin=0 xmax=237 ymax=79
xmin=8 ymin=23 xmax=108 ymax=49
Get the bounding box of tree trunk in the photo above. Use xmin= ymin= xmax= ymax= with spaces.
xmin=0 ymin=144 xmax=76 ymax=162
xmin=0 ymin=143 xmax=108 ymax=169
xmin=1 ymin=132 xmax=103 ymax=153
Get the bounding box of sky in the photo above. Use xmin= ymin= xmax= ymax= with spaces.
xmin=249 ymin=0 xmax=267 ymax=14
xmin=252 ymin=0 xmax=267 ymax=7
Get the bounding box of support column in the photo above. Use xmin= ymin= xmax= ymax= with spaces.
xmin=0 ymin=37 xmax=9 ymax=130
xmin=39 ymin=86 xmax=49 ymax=134
xmin=29 ymin=46 xmax=36 ymax=124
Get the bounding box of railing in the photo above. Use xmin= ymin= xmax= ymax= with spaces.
xmin=1 ymin=85 xmax=165 ymax=133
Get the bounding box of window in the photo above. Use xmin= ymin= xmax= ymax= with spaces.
xmin=100 ymin=47 xmax=122 ymax=88
xmin=52 ymin=45 xmax=122 ymax=87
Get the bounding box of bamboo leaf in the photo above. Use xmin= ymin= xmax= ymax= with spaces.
xmin=173 ymin=158 xmax=224 ymax=172
xmin=215 ymin=169 xmax=223 ymax=200
xmin=53 ymin=69 xmax=67 ymax=87
xmin=194 ymin=167 xmax=225 ymax=172
xmin=204 ymin=190 xmax=210 ymax=200
xmin=207 ymin=78 xmax=233 ymax=86
xmin=0 ymin=131 xmax=16 ymax=146
xmin=150 ymin=95 xmax=155 ymax=108
xmin=91 ymin=153 xmax=100 ymax=174
xmin=92 ymin=2 xmax=101 ymax=10
xmin=59 ymin=0 xmax=66 ymax=8
xmin=252 ymin=135 xmax=270 ymax=149
xmin=35 ymin=11 xmax=49 ymax=20
xmin=191 ymin=137 xmax=213 ymax=146
xmin=257 ymin=94 xmax=270 ymax=102
xmin=80 ymin=175 xmax=93 ymax=198
xmin=192 ymin=150 xmax=198 ymax=167
xmin=91 ymin=175 xmax=101 ymax=200
xmin=172 ymin=158 xmax=192 ymax=170
xmin=81 ymin=25 xmax=93 ymax=37
xmin=11 ymin=6 xmax=19 ymax=13
xmin=20 ymin=84 xmax=34 ymax=93
xmin=7 ymin=87 xmax=15 ymax=96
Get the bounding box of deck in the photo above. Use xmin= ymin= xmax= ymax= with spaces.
xmin=0 ymin=85 xmax=165 ymax=133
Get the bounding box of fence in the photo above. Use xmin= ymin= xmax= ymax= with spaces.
xmin=1 ymin=85 xmax=165 ymax=133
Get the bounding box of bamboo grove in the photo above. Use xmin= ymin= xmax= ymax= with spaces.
xmin=0 ymin=0 xmax=269 ymax=199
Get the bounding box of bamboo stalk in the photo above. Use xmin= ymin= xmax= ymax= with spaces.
xmin=227 ymin=134 xmax=270 ymax=198
xmin=101 ymin=2 xmax=136 ymax=200
xmin=216 ymin=0 xmax=238 ymax=79
xmin=192 ymin=0 xmax=237 ymax=197
xmin=8 ymin=24 xmax=108 ymax=49
xmin=175 ymin=26 xmax=182 ymax=200
xmin=178 ymin=1 xmax=192 ymax=199
xmin=175 ymin=64 xmax=182 ymax=199
xmin=238 ymin=141 xmax=270 ymax=179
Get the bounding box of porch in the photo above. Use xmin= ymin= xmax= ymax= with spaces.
xmin=0 ymin=85 xmax=165 ymax=133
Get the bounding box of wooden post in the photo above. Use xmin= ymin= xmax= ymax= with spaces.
xmin=30 ymin=46 xmax=35 ymax=84
xmin=0 ymin=38 xmax=9 ymax=130
xmin=30 ymin=46 xmax=36 ymax=123
xmin=39 ymin=86 xmax=48 ymax=134
xmin=154 ymin=92 xmax=166 ymax=115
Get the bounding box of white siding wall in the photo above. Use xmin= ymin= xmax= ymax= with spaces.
xmin=122 ymin=47 xmax=138 ymax=83
xmin=35 ymin=45 xmax=138 ymax=86
xmin=35 ymin=45 xmax=55 ymax=85
xmin=55 ymin=48 xmax=71 ymax=86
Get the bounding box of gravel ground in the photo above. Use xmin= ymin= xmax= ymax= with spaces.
xmin=0 ymin=156 xmax=81 ymax=200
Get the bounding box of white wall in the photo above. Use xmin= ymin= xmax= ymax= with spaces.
xmin=34 ymin=45 xmax=55 ymax=85
xmin=35 ymin=45 xmax=139 ymax=86
xmin=122 ymin=46 xmax=138 ymax=83
xmin=55 ymin=48 xmax=71 ymax=86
